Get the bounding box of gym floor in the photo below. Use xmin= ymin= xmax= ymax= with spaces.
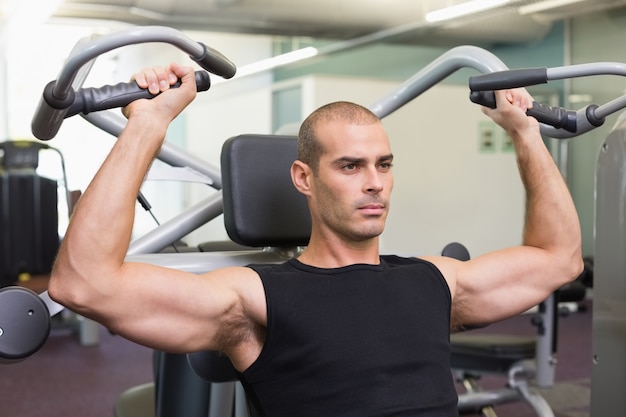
xmin=0 ymin=300 xmax=592 ymax=417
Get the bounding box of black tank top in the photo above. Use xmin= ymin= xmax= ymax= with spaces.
xmin=239 ymin=255 xmax=458 ymax=417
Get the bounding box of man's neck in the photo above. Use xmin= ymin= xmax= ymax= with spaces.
xmin=297 ymin=235 xmax=381 ymax=268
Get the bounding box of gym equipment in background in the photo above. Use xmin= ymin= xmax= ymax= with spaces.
xmin=0 ymin=139 xmax=71 ymax=362
xmin=0 ymin=140 xmax=67 ymax=288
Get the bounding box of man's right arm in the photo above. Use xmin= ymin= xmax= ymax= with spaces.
xmin=48 ymin=64 xmax=266 ymax=367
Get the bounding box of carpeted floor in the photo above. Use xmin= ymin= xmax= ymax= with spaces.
xmin=0 ymin=300 xmax=592 ymax=417
xmin=0 ymin=320 xmax=153 ymax=417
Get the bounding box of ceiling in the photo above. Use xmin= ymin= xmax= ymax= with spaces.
xmin=3 ymin=0 xmax=626 ymax=46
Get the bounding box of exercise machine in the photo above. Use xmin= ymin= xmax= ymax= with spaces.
xmin=591 ymin=109 xmax=626 ymax=415
xmin=0 ymin=139 xmax=74 ymax=361
xmin=0 ymin=140 xmax=66 ymax=288
xmin=6 ymin=24 xmax=624 ymax=415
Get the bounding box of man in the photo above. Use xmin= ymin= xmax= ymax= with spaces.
xmin=49 ymin=63 xmax=583 ymax=416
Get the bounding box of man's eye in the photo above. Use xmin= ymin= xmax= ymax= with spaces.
xmin=343 ymin=164 xmax=356 ymax=170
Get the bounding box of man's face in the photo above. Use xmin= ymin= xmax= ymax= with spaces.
xmin=308 ymin=120 xmax=394 ymax=243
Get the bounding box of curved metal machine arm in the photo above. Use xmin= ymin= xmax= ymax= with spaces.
xmin=31 ymin=25 xmax=236 ymax=141
xmin=371 ymin=45 xmax=626 ymax=139
xmin=469 ymin=62 xmax=626 ymax=138
xmin=369 ymin=45 xmax=510 ymax=118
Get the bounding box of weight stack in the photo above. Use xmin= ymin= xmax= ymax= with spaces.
xmin=0 ymin=171 xmax=59 ymax=288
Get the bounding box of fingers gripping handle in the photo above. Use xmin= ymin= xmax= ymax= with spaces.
xmin=468 ymin=67 xmax=579 ymax=132
xmin=67 ymin=70 xmax=211 ymax=118
xmin=469 ymin=91 xmax=578 ymax=133
xmin=32 ymin=71 xmax=211 ymax=140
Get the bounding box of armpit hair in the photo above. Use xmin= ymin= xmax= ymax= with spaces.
xmin=450 ymin=296 xmax=470 ymax=333
xmin=213 ymin=305 xmax=265 ymax=353
xmin=450 ymin=297 xmax=489 ymax=333
xmin=450 ymin=304 xmax=465 ymax=333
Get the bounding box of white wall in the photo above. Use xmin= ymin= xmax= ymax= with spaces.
xmin=293 ymin=75 xmax=525 ymax=257
xmin=174 ymin=31 xmax=276 ymax=245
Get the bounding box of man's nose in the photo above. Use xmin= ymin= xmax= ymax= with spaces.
xmin=364 ymin=167 xmax=383 ymax=193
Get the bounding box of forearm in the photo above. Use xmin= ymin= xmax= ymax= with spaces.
xmin=479 ymin=89 xmax=583 ymax=285
xmin=518 ymin=136 xmax=574 ymax=240
xmin=447 ymin=90 xmax=583 ymax=326
xmin=513 ymin=129 xmax=582 ymax=276
xmin=50 ymin=117 xmax=167 ymax=308
xmin=49 ymin=63 xmax=197 ymax=312
xmin=483 ymin=90 xmax=582 ymax=266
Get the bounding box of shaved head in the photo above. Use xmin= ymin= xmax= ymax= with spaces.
xmin=298 ymin=101 xmax=381 ymax=172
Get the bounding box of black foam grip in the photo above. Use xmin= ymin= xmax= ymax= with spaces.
xmin=469 ymin=90 xmax=497 ymax=109
xmin=470 ymin=90 xmax=577 ymax=133
xmin=66 ymin=71 xmax=211 ymax=118
xmin=31 ymin=81 xmax=75 ymax=140
xmin=469 ymin=68 xmax=548 ymax=91
xmin=527 ymin=102 xmax=577 ymax=133
xmin=192 ymin=43 xmax=237 ymax=79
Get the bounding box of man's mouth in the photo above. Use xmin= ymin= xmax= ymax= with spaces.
xmin=358 ymin=204 xmax=385 ymax=216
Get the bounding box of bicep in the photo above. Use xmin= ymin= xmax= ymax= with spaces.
xmin=424 ymin=246 xmax=568 ymax=326
xmin=95 ymin=263 xmax=256 ymax=353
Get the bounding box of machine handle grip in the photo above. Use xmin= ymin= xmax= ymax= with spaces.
xmin=470 ymin=90 xmax=578 ymax=133
xmin=32 ymin=71 xmax=210 ymax=140
xmin=527 ymin=102 xmax=578 ymax=133
xmin=31 ymin=82 xmax=75 ymax=141
xmin=469 ymin=67 xmax=548 ymax=91
xmin=66 ymin=70 xmax=211 ymax=118
xmin=192 ymin=43 xmax=237 ymax=79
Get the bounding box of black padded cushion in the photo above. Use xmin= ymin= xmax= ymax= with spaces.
xmin=220 ymin=134 xmax=311 ymax=247
xmin=450 ymin=333 xmax=536 ymax=373
xmin=187 ymin=350 xmax=238 ymax=383
xmin=441 ymin=242 xmax=470 ymax=261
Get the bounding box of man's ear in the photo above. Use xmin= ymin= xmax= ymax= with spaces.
xmin=291 ymin=160 xmax=313 ymax=196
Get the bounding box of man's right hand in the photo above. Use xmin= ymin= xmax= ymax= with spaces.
xmin=123 ymin=63 xmax=198 ymax=133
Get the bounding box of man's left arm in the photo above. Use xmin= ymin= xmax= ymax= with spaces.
xmin=423 ymin=89 xmax=583 ymax=327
